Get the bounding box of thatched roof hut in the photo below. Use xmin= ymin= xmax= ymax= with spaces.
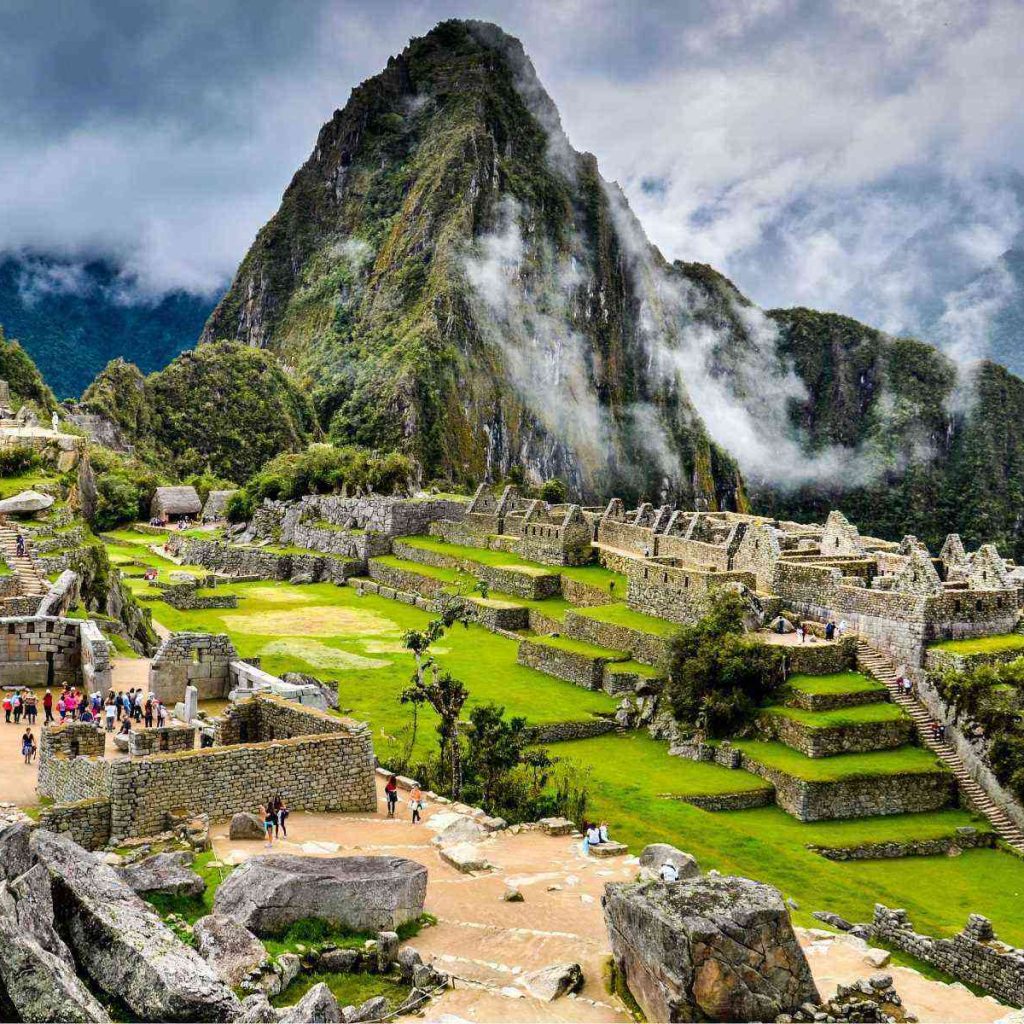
xmin=151 ymin=485 xmax=202 ymax=521
xmin=201 ymin=489 xmax=238 ymax=522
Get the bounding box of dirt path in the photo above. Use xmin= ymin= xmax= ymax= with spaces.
xmin=211 ymin=780 xmax=1011 ymax=1024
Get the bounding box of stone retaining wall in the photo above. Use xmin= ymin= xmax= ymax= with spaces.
xmin=873 ymin=906 xmax=1024 ymax=1007
xmin=149 ymin=632 xmax=236 ymax=703
xmin=786 ymin=687 xmax=887 ymax=712
xmin=560 ymin=577 xmax=617 ymax=608
xmin=808 ymin=829 xmax=994 ymax=861
xmin=170 ymin=537 xmax=360 ymax=584
xmin=924 ymin=646 xmax=1024 ymax=675
xmin=291 ymin=523 xmax=392 ymax=560
xmin=367 ymin=559 xmax=452 ymax=598
xmin=392 ymin=540 xmax=560 ymax=600
xmin=525 ymin=718 xmax=617 ymax=743
xmin=741 ymin=755 xmax=955 ymax=821
xmin=561 ymin=610 xmax=668 ymax=667
xmin=625 ymin=559 xmax=755 ymax=626
xmin=674 ymin=789 xmax=774 ymax=811
xmin=37 ymin=797 xmax=111 ymax=850
xmin=517 ymin=638 xmax=617 ymax=690
xmin=755 ymin=712 xmax=913 ymax=758
xmin=0 ymin=616 xmax=95 ymax=687
xmin=779 ymin=637 xmax=858 ymax=676
xmin=468 ymin=600 xmax=529 ymax=632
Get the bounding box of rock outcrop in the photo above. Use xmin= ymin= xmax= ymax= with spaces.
xmin=213 ymin=855 xmax=427 ymax=936
xmin=117 ymin=851 xmax=206 ymax=898
xmin=229 ymin=812 xmax=267 ymax=840
xmin=639 ymin=843 xmax=700 ymax=881
xmin=277 ymin=982 xmax=342 ymax=1023
xmin=519 ymin=962 xmax=584 ymax=1001
xmin=30 ymin=830 xmax=240 ymax=1022
xmin=193 ymin=915 xmax=268 ymax=987
xmin=603 ymin=874 xmax=819 ymax=1023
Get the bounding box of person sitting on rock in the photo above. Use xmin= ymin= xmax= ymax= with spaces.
xmin=659 ymin=861 xmax=680 ymax=883
xmin=585 ymin=824 xmax=602 ymax=851
xmin=598 ymin=822 xmax=611 ymax=844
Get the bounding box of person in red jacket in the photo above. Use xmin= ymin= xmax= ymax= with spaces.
xmin=42 ymin=689 xmax=53 ymax=724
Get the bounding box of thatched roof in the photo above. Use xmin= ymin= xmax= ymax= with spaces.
xmin=201 ymin=489 xmax=238 ymax=521
xmin=152 ymin=486 xmax=202 ymax=517
xmin=0 ymin=490 xmax=54 ymax=514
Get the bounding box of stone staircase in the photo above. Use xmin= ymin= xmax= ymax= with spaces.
xmin=0 ymin=523 xmax=48 ymax=597
xmin=856 ymin=639 xmax=1024 ymax=853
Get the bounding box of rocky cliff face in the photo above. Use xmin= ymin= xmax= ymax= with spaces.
xmin=201 ymin=20 xmax=745 ymax=509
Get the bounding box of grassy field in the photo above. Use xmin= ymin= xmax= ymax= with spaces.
xmin=761 ymin=702 xmax=907 ymax=729
xmin=929 ymin=634 xmax=1024 ymax=656
xmin=732 ymin=740 xmax=947 ymax=780
xmin=786 ymin=671 xmax=887 ymax=696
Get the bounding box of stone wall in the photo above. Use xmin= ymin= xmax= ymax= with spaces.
xmin=873 ymin=906 xmax=1024 ymax=1007
xmin=128 ymin=725 xmax=197 ymax=756
xmin=676 ymin=788 xmax=774 ymax=811
xmin=291 ymin=522 xmax=392 ymax=560
xmin=924 ymin=645 xmax=1024 ymax=675
xmin=779 ymin=637 xmax=858 ymax=676
xmin=149 ymin=632 xmax=236 ymax=703
xmin=525 ymin=718 xmax=617 ymax=743
xmin=562 ymin=610 xmax=669 ymax=668
xmin=808 ymin=827 xmax=994 ymax=861
xmin=37 ymin=797 xmax=111 ymax=850
xmin=755 ymin=712 xmax=913 ymax=758
xmin=625 ymin=560 xmax=756 ymax=626
xmin=169 ymin=537 xmax=360 ymax=584
xmin=109 ymin=711 xmax=376 ymax=839
xmin=79 ymin=619 xmax=113 ymax=692
xmin=560 ymin=577 xmax=617 ymax=608
xmin=0 ymin=616 xmax=100 ymax=688
xmin=517 ymin=638 xmax=616 ymax=690
xmin=36 ymin=569 xmax=79 ymax=618
xmin=286 ymin=495 xmax=466 ymax=540
xmin=367 ymin=559 xmax=452 ymax=599
xmin=37 ymin=729 xmax=111 ymax=805
xmin=740 ymin=754 xmax=955 ymax=820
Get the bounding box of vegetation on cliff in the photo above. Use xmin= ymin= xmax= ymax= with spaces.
xmin=0 ymin=325 xmax=56 ymax=412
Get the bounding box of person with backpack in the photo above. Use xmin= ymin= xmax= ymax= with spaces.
xmin=385 ymin=775 xmax=399 ymax=818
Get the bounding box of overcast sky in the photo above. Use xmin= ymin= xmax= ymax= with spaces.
xmin=2 ymin=0 xmax=1023 ymax=345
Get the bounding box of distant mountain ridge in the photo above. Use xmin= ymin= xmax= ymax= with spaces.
xmin=0 ymin=254 xmax=217 ymax=398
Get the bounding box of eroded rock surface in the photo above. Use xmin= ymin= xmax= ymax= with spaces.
xmin=213 ymin=855 xmax=427 ymax=935
xmin=193 ymin=915 xmax=268 ymax=987
xmin=604 ymin=874 xmax=819 ymax=1023
xmin=118 ymin=851 xmax=205 ymax=898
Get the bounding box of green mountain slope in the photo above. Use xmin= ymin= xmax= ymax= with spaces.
xmin=201 ymin=20 xmax=744 ymax=509
xmin=0 ymin=255 xmax=216 ymax=398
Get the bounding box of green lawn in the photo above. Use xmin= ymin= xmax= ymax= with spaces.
xmin=786 ymin=671 xmax=886 ymax=696
xmin=527 ymin=633 xmax=628 ymax=660
xmin=761 ymin=702 xmax=907 ymax=729
xmin=733 ymin=740 xmax=947 ymax=781
xmin=370 ymin=555 xmax=466 ymax=587
xmin=605 ymin=659 xmax=663 ymax=679
xmin=929 ymin=634 xmax=1024 ymax=656
xmin=572 ymin=601 xmax=678 ymax=637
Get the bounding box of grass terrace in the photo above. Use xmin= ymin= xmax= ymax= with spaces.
xmin=526 ymin=633 xmax=628 ymax=660
xmin=732 ymin=740 xmax=947 ymax=781
xmin=786 ymin=671 xmax=887 ymax=696
xmin=605 ymin=659 xmax=664 ymax=680
xmin=571 ymin=601 xmax=678 ymax=637
xmin=761 ymin=702 xmax=907 ymax=729
xmin=928 ymin=633 xmax=1024 ymax=656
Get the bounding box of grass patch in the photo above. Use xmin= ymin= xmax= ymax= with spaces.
xmin=271 ymin=972 xmax=409 ymax=1012
xmin=928 ymin=634 xmax=1024 ymax=656
xmin=528 ymin=633 xmax=628 ymax=660
xmin=605 ymin=659 xmax=663 ymax=679
xmin=733 ymin=740 xmax=947 ymax=781
xmin=786 ymin=672 xmax=886 ymax=696
xmin=573 ymin=602 xmax=678 ymax=638
xmin=761 ymin=702 xmax=907 ymax=729
xmin=141 ymin=851 xmax=232 ymax=923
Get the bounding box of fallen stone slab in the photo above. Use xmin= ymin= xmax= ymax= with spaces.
xmin=538 ymin=817 xmax=574 ymax=836
xmin=229 ymin=812 xmax=267 ymax=840
xmin=193 ymin=915 xmax=268 ymax=987
xmin=439 ymin=843 xmax=491 ymax=873
xmin=431 ymin=816 xmax=486 ymax=848
xmin=639 ymin=843 xmax=700 ymax=881
xmin=519 ymin=962 xmax=584 ymax=1001
xmin=118 ymin=851 xmax=205 ymax=898
xmin=812 ymin=910 xmax=854 ymax=931
xmin=8 ymin=863 xmax=71 ymax=962
xmin=604 ymin=873 xmax=819 ymax=1023
xmin=30 ymin=830 xmax=240 ymax=1022
xmin=214 ymin=855 xmax=427 ymax=936
xmin=589 ymin=841 xmax=628 ymax=858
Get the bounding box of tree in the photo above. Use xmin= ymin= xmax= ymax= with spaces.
xmin=665 ymin=589 xmax=785 ymax=737
xmin=403 ymin=670 xmax=469 ymax=798
xmin=538 ymin=477 xmax=567 ymax=503
xmin=465 ymin=703 xmax=529 ymax=806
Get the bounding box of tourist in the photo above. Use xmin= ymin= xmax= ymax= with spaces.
xmin=24 ymin=691 xmax=36 ymax=725
xmin=824 ymin=620 xmax=835 ymax=641
xmin=796 ymin=624 xmax=805 ymax=644
xmin=609 ymin=580 xmax=616 ymax=596
xmin=937 ymin=723 xmax=947 ymax=742
xmin=144 ymin=699 xmax=153 ymax=729
xmin=42 ymin=688 xmax=52 ymax=724
xmin=409 ymin=784 xmax=423 ymax=824
xmin=598 ymin=821 xmax=611 ymax=844
xmin=15 ymin=533 xmax=25 ymax=558
xmin=659 ymin=861 xmax=679 ymax=883
xmin=385 ymin=774 xmax=399 ymax=818
xmin=273 ymin=794 xmax=289 ymax=838
xmin=104 ymin=700 xmax=116 ymax=732
xmin=133 ymin=693 xmax=142 ymax=722
xmin=21 ymin=728 xmax=33 ymax=765
xmin=11 ymin=692 xmax=21 ymax=724
xmin=585 ymin=823 xmax=602 ymax=853
xmin=263 ymin=802 xmax=276 ymax=846
xmin=2 ymin=694 xmax=10 ymax=724
xmin=580 ymin=821 xmax=591 ymax=856
xmin=115 ymin=691 xmax=125 ymax=721
xmin=838 ymin=619 xmax=848 ymax=638
xmin=157 ymin=702 xmax=169 ymax=727
xmin=57 ymin=695 xmax=66 ymax=723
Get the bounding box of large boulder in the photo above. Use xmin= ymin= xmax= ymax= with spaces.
xmin=278 ymin=982 xmax=342 ymax=1023
xmin=193 ymin=915 xmax=268 ymax=987
xmin=29 ymin=830 xmax=241 ymax=1022
xmin=519 ymin=962 xmax=584 ymax=1001
xmin=118 ymin=851 xmax=206 ymax=899
xmin=229 ymin=813 xmax=267 ymax=840
xmin=430 ymin=815 xmax=486 ymax=848
xmin=639 ymin=844 xmax=700 ymax=882
xmin=603 ymin=874 xmax=819 ymax=1023
xmin=8 ymin=864 xmax=71 ymax=961
xmin=213 ymin=855 xmax=427 ymax=936
xmin=0 ymin=822 xmax=35 ymax=882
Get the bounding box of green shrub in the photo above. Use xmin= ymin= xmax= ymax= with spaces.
xmin=0 ymin=445 xmax=40 ymax=475
xmin=666 ymin=590 xmax=785 ymax=738
xmin=538 ymin=477 xmax=568 ymax=503
xmin=226 ymin=490 xmax=255 ymax=523
xmin=93 ymin=473 xmax=142 ymax=531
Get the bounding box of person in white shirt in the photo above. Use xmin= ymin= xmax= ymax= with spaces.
xmin=659 ymin=862 xmax=679 ymax=883
xmin=598 ymin=822 xmax=610 ymax=843
xmin=586 ymin=825 xmax=602 ymax=849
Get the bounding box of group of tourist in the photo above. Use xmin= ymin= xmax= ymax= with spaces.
xmin=14 ymin=532 xmax=26 ymax=557
xmin=896 ymin=674 xmax=918 ymax=698
xmin=383 ymin=775 xmax=425 ymax=823
xmin=2 ymin=688 xmax=38 ymax=725
xmin=793 ymin=619 xmax=849 ymax=644
xmin=261 ymin=794 xmax=290 ymax=845
xmin=581 ymin=820 xmax=613 ymax=855
xmin=930 ymin=720 xmax=948 ymax=742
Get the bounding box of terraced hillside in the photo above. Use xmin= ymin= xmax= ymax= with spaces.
xmin=94 ymin=525 xmax=1024 ymax=949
